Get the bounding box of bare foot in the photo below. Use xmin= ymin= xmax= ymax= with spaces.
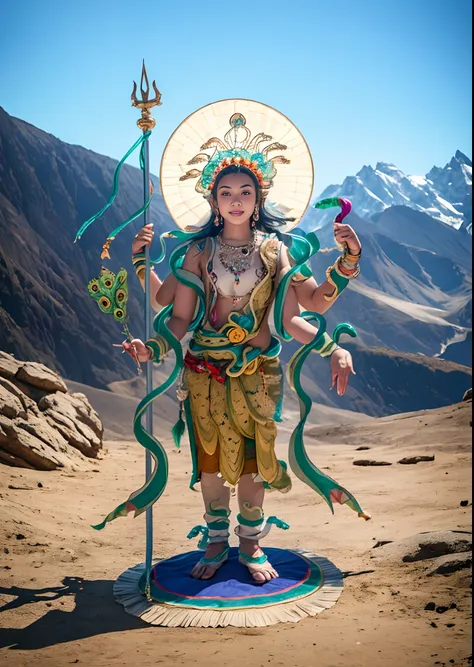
xmin=190 ymin=542 xmax=229 ymax=580
xmin=239 ymin=539 xmax=278 ymax=584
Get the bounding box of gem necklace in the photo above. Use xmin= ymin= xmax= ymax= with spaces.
xmin=218 ymin=233 xmax=256 ymax=285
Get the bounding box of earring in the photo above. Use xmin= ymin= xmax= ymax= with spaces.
xmin=252 ymin=205 xmax=259 ymax=228
xmin=214 ymin=212 xmax=223 ymax=227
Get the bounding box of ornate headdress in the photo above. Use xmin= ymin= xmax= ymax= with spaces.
xmin=179 ymin=111 xmax=290 ymax=201
xmin=160 ymin=99 xmax=314 ymax=232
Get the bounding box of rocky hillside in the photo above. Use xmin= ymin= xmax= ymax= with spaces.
xmin=0 ymin=106 xmax=172 ymax=389
xmin=0 ymin=351 xmax=103 ymax=470
xmin=281 ymin=341 xmax=472 ymax=417
xmin=0 ymin=107 xmax=471 ymax=418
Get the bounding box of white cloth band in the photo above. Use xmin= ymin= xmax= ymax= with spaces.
xmin=234 ymin=520 xmax=273 ymax=542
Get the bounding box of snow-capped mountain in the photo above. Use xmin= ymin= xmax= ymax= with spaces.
xmin=302 ymin=151 xmax=472 ymax=233
xmin=427 ymin=151 xmax=472 ymax=233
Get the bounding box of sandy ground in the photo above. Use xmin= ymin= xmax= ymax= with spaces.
xmin=0 ymin=400 xmax=472 ymax=667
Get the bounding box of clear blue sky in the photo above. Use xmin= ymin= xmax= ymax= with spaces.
xmin=1 ymin=0 xmax=472 ymax=195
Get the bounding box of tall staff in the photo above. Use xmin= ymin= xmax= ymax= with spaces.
xmin=131 ymin=61 xmax=162 ymax=584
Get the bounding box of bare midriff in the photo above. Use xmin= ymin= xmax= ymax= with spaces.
xmin=211 ymin=294 xmax=272 ymax=349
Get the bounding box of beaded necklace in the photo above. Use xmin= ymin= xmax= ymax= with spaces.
xmin=218 ymin=233 xmax=256 ymax=285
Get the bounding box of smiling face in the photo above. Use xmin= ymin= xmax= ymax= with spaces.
xmin=214 ymin=171 xmax=258 ymax=228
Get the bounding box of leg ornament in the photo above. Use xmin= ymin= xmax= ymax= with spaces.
xmin=187 ymin=504 xmax=231 ymax=573
xmin=235 ymin=502 xmax=289 ymax=581
xmin=234 ymin=502 xmax=289 ymax=541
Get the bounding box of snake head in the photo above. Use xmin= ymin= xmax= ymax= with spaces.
xmin=314 ymin=196 xmax=352 ymax=223
xmin=332 ymin=323 xmax=357 ymax=344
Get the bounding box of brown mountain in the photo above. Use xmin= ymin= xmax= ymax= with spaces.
xmin=0 ymin=106 xmax=171 ymax=388
xmin=0 ymin=107 xmax=471 ymax=416
xmin=278 ymin=338 xmax=472 ymax=417
xmin=305 ymin=207 xmax=471 ymax=363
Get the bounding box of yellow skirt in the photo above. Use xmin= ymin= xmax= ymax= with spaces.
xmin=184 ymin=357 xmax=284 ymax=487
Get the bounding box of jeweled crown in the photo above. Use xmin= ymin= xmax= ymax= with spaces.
xmin=179 ymin=113 xmax=290 ymax=200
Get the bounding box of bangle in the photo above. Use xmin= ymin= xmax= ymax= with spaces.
xmin=133 ymin=251 xmax=155 ymax=292
xmin=342 ymin=253 xmax=360 ymax=265
xmin=344 ymin=246 xmax=362 ymax=261
xmin=334 ymin=256 xmax=360 ymax=280
xmin=324 ymin=256 xmax=360 ymax=303
xmin=145 ymin=334 xmax=170 ymax=362
xmin=132 ymin=251 xmax=146 ymax=275
xmin=313 ymin=332 xmax=340 ymax=358
xmin=339 ymin=260 xmax=359 ymax=276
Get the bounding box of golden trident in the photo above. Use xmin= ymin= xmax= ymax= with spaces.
xmin=99 ymin=61 xmax=162 ymax=263
xmin=131 ymin=60 xmax=162 ymax=131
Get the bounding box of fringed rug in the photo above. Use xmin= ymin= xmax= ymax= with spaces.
xmin=114 ymin=547 xmax=343 ymax=627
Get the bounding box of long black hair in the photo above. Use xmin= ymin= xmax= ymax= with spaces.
xmin=191 ymin=165 xmax=295 ymax=242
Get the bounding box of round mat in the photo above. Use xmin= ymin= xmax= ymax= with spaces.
xmin=114 ymin=547 xmax=343 ymax=627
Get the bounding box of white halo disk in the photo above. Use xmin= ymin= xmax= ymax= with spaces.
xmin=160 ymin=98 xmax=314 ymax=232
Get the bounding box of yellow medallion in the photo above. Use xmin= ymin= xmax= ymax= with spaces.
xmin=227 ymin=327 xmax=246 ymax=344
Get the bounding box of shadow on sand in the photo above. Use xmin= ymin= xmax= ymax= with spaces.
xmin=0 ymin=575 xmax=147 ymax=650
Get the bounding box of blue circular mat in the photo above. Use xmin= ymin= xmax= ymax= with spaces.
xmin=138 ymin=547 xmax=323 ymax=609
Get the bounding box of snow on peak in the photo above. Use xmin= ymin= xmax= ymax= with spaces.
xmin=455 ymin=150 xmax=472 ymax=167
xmin=304 ymin=151 xmax=471 ymax=232
xmin=408 ymin=175 xmax=428 ymax=187
xmin=375 ymin=162 xmax=399 ymax=172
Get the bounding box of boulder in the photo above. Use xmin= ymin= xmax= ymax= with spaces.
xmin=70 ymin=393 xmax=103 ymax=439
xmin=353 ymin=459 xmax=392 ymax=466
xmin=0 ymin=448 xmax=35 ymax=469
xmin=0 ymin=377 xmax=38 ymax=415
xmin=398 ymin=455 xmax=435 ymax=465
xmin=0 ymin=414 xmax=67 ymax=470
xmin=370 ymin=531 xmax=472 ymax=563
xmin=38 ymin=392 xmax=102 ymax=455
xmin=0 ymin=353 xmax=23 ymax=380
xmin=16 ymin=362 xmax=68 ymax=393
xmin=45 ymin=411 xmax=99 ymax=457
xmin=38 ymin=391 xmax=78 ymax=420
xmin=16 ymin=415 xmax=71 ymax=455
xmin=0 ymin=351 xmax=103 ymax=470
xmin=426 ymin=553 xmax=472 ymax=576
xmin=0 ymin=384 xmax=27 ymax=420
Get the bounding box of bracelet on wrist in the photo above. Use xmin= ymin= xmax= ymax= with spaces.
xmin=344 ymin=245 xmax=362 ymax=259
xmin=334 ymin=256 xmax=360 ymax=280
xmin=313 ymin=332 xmax=340 ymax=358
xmin=342 ymin=253 xmax=360 ymax=265
xmin=145 ymin=334 xmax=170 ymax=362
xmin=133 ymin=251 xmax=156 ymax=283
xmin=339 ymin=260 xmax=359 ymax=276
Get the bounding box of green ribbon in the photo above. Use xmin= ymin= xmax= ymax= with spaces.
xmin=92 ymin=231 xmax=210 ymax=529
xmin=272 ymin=229 xmax=368 ymax=519
xmin=286 ymin=314 xmax=365 ymax=516
xmin=91 ymin=304 xmax=183 ymax=530
xmin=75 ymin=131 xmax=151 ymax=242
xmin=187 ymin=525 xmax=209 ymax=550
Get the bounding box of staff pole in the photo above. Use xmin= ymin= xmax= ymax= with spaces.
xmin=131 ymin=61 xmax=162 ymax=587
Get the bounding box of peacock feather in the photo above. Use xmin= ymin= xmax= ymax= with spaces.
xmin=87 ymin=267 xmax=128 ymax=322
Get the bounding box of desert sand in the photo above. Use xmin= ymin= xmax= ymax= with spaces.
xmin=0 ymin=399 xmax=472 ymax=667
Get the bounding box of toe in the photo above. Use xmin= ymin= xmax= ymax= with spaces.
xmin=201 ymin=567 xmax=216 ymax=580
xmin=190 ymin=565 xmax=204 ymax=578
